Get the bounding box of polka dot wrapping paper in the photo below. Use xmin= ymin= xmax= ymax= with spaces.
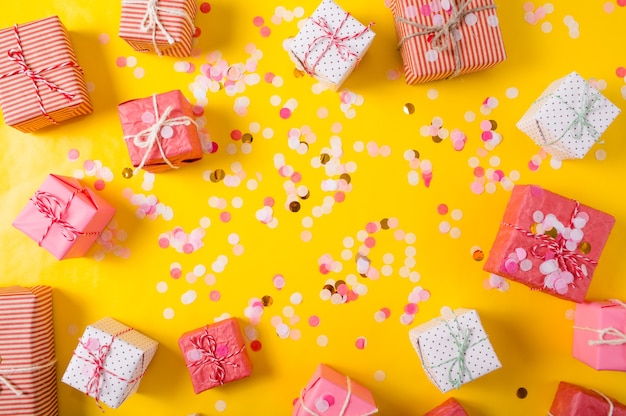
xmin=548 ymin=381 xmax=626 ymax=415
xmin=423 ymin=398 xmax=468 ymax=416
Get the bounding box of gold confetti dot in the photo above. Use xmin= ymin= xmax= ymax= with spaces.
xmin=334 ymin=280 xmax=346 ymax=289
xmin=380 ymin=218 xmax=389 ymax=229
xmin=340 ymin=173 xmax=351 ymax=184
xmin=298 ymin=191 xmax=310 ymax=200
xmin=210 ymin=169 xmax=225 ymax=183
xmin=289 ymin=201 xmax=301 ymax=212
xmin=122 ymin=167 xmax=134 ymax=179
xmin=472 ymin=249 xmax=484 ymax=261
xmin=530 ymin=223 xmax=538 ymax=234
xmin=578 ymin=241 xmax=591 ymax=254
xmin=431 ymin=136 xmax=443 ymax=143
xmin=545 ymin=228 xmax=558 ymax=239
xmin=490 ymin=120 xmax=498 ymax=130
xmin=323 ymin=284 xmax=335 ymax=294
xmin=320 ymin=153 xmax=330 ymax=164
xmin=412 ymin=150 xmax=420 ymax=159
xmin=262 ymin=295 xmax=273 ymax=307
xmin=242 ymin=133 xmax=253 ymax=143
xmin=403 ymin=103 xmax=415 ymax=115
xmin=294 ymin=68 xmax=306 ymax=78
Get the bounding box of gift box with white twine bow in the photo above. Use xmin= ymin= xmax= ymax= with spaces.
xmin=119 ymin=0 xmax=197 ymax=57
xmin=548 ymin=381 xmax=626 ymax=415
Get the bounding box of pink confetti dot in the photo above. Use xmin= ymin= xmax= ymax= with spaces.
xmin=479 ymin=120 xmax=492 ymax=131
xmin=264 ymin=197 xmax=275 ymax=207
xmin=617 ymin=67 xmax=626 ymax=78
xmin=116 ymin=56 xmax=127 ymax=67
xmin=319 ymin=264 xmax=330 ymax=274
xmin=334 ymin=192 xmax=345 ymax=203
xmin=381 ymin=307 xmax=391 ymax=318
xmin=437 ymin=204 xmax=448 ymax=215
xmin=523 ymin=2 xmax=534 ymax=12
xmin=355 ymin=337 xmax=367 ymax=350
xmin=264 ymin=72 xmax=275 ymax=83
xmin=308 ymin=315 xmax=320 ymax=327
xmin=528 ymin=161 xmax=539 ymax=171
xmin=83 ymin=160 xmax=95 ymax=170
xmin=260 ymin=26 xmax=271 ymax=37
xmin=481 ymin=131 xmax=493 ymax=141
xmin=231 ymin=129 xmax=242 ymax=140
xmin=220 ymin=212 xmax=231 ymax=222
xmin=193 ymin=27 xmax=201 ymax=38
xmin=209 ymin=290 xmax=221 ymax=301
xmin=273 ymin=274 xmax=285 ymax=289
xmin=93 ymin=180 xmax=105 ymax=191
xmin=67 ymin=149 xmax=79 ymax=160
xmin=420 ymin=4 xmax=431 ymax=15
xmin=279 ymin=107 xmax=291 ymax=119
xmin=365 ymin=222 xmax=378 ymax=233
xmin=364 ymin=236 xmax=376 ymax=248
xmin=291 ymin=172 xmax=302 ymax=182
xmin=474 ymin=166 xmax=485 ymax=177
xmin=170 ymin=268 xmax=182 ymax=279
xmin=253 ymin=16 xmax=264 ymax=27
xmin=183 ymin=243 xmax=194 ymax=254
xmin=200 ymin=2 xmax=211 ymax=13
xmin=192 ymin=105 xmax=204 ymax=116
xmin=470 ymin=181 xmax=484 ymax=195
xmin=405 ymin=303 xmax=418 ymax=314
xmin=619 ymin=0 xmax=626 ymax=6
xmin=159 ymin=238 xmax=170 ymax=248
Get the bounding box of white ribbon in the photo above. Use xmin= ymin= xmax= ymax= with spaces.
xmin=0 ymin=360 xmax=57 ymax=397
xmin=299 ymin=376 xmax=378 ymax=416
xmin=547 ymin=388 xmax=614 ymax=416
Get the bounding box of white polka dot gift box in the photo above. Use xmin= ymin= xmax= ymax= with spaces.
xmin=118 ymin=0 xmax=197 ymax=57
xmin=0 ymin=286 xmax=58 ymax=416
xmin=408 ymin=307 xmax=501 ymax=393
xmin=292 ymin=363 xmax=379 ymax=416
xmin=118 ymin=90 xmax=203 ymax=174
xmin=61 ymin=317 xmax=158 ymax=410
xmin=388 ymin=0 xmax=506 ymax=84
xmin=0 ymin=15 xmax=92 ymax=133
xmin=548 ymin=381 xmax=626 ymax=415
xmin=12 ymin=174 xmax=116 ymax=260
xmin=483 ymin=184 xmax=615 ymax=303
xmin=285 ymin=0 xmax=375 ymax=90
xmin=516 ymin=71 xmax=621 ymax=160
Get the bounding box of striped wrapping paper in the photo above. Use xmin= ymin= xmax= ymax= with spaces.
xmin=119 ymin=0 xmax=197 ymax=57
xmin=0 ymin=16 xmax=92 ymax=133
xmin=389 ymin=0 xmax=506 ymax=84
xmin=0 ymin=286 xmax=58 ymax=416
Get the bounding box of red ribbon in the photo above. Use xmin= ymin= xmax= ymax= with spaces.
xmin=187 ymin=327 xmax=245 ymax=385
xmin=302 ymin=13 xmax=373 ymax=76
xmin=0 ymin=23 xmax=81 ymax=124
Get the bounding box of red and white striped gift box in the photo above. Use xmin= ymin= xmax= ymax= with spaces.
xmin=119 ymin=0 xmax=197 ymax=57
xmin=0 ymin=286 xmax=57 ymax=416
xmin=0 ymin=16 xmax=92 ymax=133
xmin=389 ymin=0 xmax=506 ymax=84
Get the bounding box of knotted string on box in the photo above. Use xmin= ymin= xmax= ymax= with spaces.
xmin=0 ymin=359 xmax=57 ymax=396
xmin=30 ymin=189 xmax=101 ymax=245
xmin=547 ymin=387 xmax=615 ymax=416
xmin=123 ymin=94 xmax=197 ymax=174
xmin=574 ymin=299 xmax=626 ymax=346
xmin=298 ymin=375 xmax=379 ymax=416
xmin=122 ymin=0 xmax=193 ymax=56
xmin=0 ymin=23 xmax=80 ymax=124
xmin=396 ymin=0 xmax=495 ymax=78
xmin=186 ymin=327 xmax=245 ymax=385
xmin=301 ymin=13 xmax=374 ymax=77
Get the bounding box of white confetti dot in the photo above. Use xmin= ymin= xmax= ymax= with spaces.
xmin=215 ymin=400 xmax=227 ymax=412
xmin=181 ymin=290 xmax=197 ymax=305
xmin=193 ymin=264 xmax=206 ymax=276
xmin=450 ymin=227 xmax=461 ymax=239
xmin=425 ymin=49 xmax=438 ymax=62
xmin=163 ymin=308 xmax=175 ymax=319
xmin=427 ymin=88 xmax=438 ymax=100
xmin=464 ymin=111 xmax=475 ymax=122
xmin=550 ymin=157 xmax=563 ymax=169
xmin=505 ymin=87 xmax=519 ymax=99
xmin=439 ymin=221 xmax=451 ymax=233
xmin=317 ymin=335 xmax=328 ymax=347
xmin=451 ymin=209 xmax=463 ymax=221
xmin=374 ymin=370 xmax=386 ymax=382
xmin=541 ymin=22 xmax=552 ymax=33
xmin=290 ymin=292 xmax=303 ymax=305
xmin=595 ymin=149 xmax=607 ymax=160
xmin=156 ymin=282 xmax=168 ymax=293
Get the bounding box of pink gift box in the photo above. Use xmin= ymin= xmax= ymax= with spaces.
xmin=483 ymin=185 xmax=615 ymax=303
xmin=424 ymin=398 xmax=468 ymax=416
xmin=549 ymin=381 xmax=626 ymax=415
xmin=293 ymin=364 xmax=378 ymax=416
xmin=573 ymin=299 xmax=626 ymax=371
xmin=178 ymin=318 xmax=252 ymax=393
xmin=12 ymin=174 xmax=116 ymax=260
xmin=118 ymin=90 xmax=203 ymax=173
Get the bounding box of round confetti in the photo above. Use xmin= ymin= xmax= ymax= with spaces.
xmin=317 ymin=335 xmax=328 ymax=347
xmin=200 ymin=2 xmax=211 ymax=13
xmin=517 ymin=387 xmax=528 ymax=399
xmin=355 ymin=336 xmax=367 ymax=349
xmin=374 ymin=370 xmax=386 ymax=382
xmin=215 ymin=400 xmax=227 ymax=412
xmin=163 ymin=308 xmax=175 ymax=319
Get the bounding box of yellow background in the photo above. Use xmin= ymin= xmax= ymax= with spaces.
xmin=2 ymin=0 xmax=626 ymax=415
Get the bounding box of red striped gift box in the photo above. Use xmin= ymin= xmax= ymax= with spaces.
xmin=0 ymin=286 xmax=57 ymax=416
xmin=119 ymin=0 xmax=197 ymax=57
xmin=389 ymin=0 xmax=506 ymax=84
xmin=0 ymin=16 xmax=92 ymax=133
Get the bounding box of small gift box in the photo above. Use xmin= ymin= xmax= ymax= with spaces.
xmin=61 ymin=317 xmax=158 ymax=409
xmin=517 ymin=71 xmax=621 ymax=160
xmin=178 ymin=317 xmax=252 ymax=393
xmin=424 ymin=398 xmax=468 ymax=416
xmin=548 ymin=381 xmax=626 ymax=415
xmin=408 ymin=308 xmax=501 ymax=393
xmin=483 ymin=185 xmax=615 ymax=303
xmin=119 ymin=0 xmax=197 ymax=57
xmin=293 ymin=364 xmax=378 ymax=416
xmin=389 ymin=0 xmax=506 ymax=84
xmin=286 ymin=0 xmax=375 ymax=89
xmin=12 ymin=174 xmax=116 ymax=260
xmin=0 ymin=286 xmax=58 ymax=416
xmin=0 ymin=15 xmax=92 ymax=132
xmin=118 ymin=90 xmax=203 ymax=173
xmin=573 ymin=299 xmax=626 ymax=371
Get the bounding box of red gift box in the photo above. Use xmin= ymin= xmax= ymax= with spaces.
xmin=549 ymin=382 xmax=626 ymax=415
xmin=0 ymin=15 xmax=92 ymax=132
xmin=12 ymin=174 xmax=116 ymax=260
xmin=424 ymin=398 xmax=468 ymax=416
xmin=119 ymin=0 xmax=197 ymax=57
xmin=0 ymin=286 xmax=57 ymax=416
xmin=389 ymin=0 xmax=506 ymax=84
xmin=118 ymin=90 xmax=203 ymax=173
xmin=483 ymin=185 xmax=615 ymax=303
xmin=178 ymin=318 xmax=252 ymax=393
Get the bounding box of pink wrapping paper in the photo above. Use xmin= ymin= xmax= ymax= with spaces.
xmin=424 ymin=398 xmax=468 ymax=416
xmin=549 ymin=381 xmax=626 ymax=415
xmin=178 ymin=318 xmax=252 ymax=393
xmin=483 ymin=185 xmax=615 ymax=303
xmin=12 ymin=174 xmax=116 ymax=260
xmin=293 ymin=364 xmax=378 ymax=416
xmin=573 ymin=299 xmax=626 ymax=371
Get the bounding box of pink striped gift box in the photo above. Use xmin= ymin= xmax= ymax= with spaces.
xmin=0 ymin=286 xmax=58 ymax=416
xmin=0 ymin=16 xmax=92 ymax=133
xmin=119 ymin=0 xmax=197 ymax=57
xmin=389 ymin=0 xmax=506 ymax=84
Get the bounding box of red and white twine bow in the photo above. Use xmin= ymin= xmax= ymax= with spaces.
xmin=186 ymin=328 xmax=245 ymax=385
xmin=0 ymin=24 xmax=80 ymax=124
xmin=302 ymin=13 xmax=373 ymax=76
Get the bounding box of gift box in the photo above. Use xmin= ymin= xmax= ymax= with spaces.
xmin=389 ymin=0 xmax=506 ymax=84
xmin=0 ymin=286 xmax=58 ymax=416
xmin=119 ymin=0 xmax=197 ymax=57
xmin=12 ymin=174 xmax=116 ymax=260
xmin=293 ymin=364 xmax=378 ymax=416
xmin=286 ymin=0 xmax=375 ymax=89
xmin=0 ymin=15 xmax=92 ymax=133
xmin=408 ymin=308 xmax=501 ymax=393
xmin=118 ymin=90 xmax=203 ymax=173
xmin=178 ymin=317 xmax=252 ymax=393
xmin=61 ymin=317 xmax=158 ymax=409
xmin=517 ymin=71 xmax=621 ymax=160
xmin=573 ymin=299 xmax=626 ymax=371
xmin=548 ymin=381 xmax=626 ymax=415
xmin=483 ymin=185 xmax=615 ymax=303
xmin=424 ymin=398 xmax=468 ymax=416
